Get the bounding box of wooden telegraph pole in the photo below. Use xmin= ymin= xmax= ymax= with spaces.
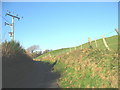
xmin=115 ymin=28 xmax=119 ymax=35
xmin=5 ymin=11 xmax=22 ymax=40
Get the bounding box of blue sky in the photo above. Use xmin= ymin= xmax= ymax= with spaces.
xmin=2 ymin=2 xmax=118 ymax=51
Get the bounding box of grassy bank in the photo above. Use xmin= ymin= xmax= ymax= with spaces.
xmin=36 ymin=49 xmax=118 ymax=88
xmin=56 ymin=49 xmax=118 ymax=88
xmin=35 ymin=35 xmax=118 ymax=88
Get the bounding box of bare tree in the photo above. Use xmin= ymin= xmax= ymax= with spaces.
xmin=43 ymin=49 xmax=51 ymax=54
xmin=32 ymin=51 xmax=42 ymax=58
xmin=26 ymin=45 xmax=39 ymax=54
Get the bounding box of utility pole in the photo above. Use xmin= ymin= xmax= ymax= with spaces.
xmin=5 ymin=11 xmax=22 ymax=41
xmin=115 ymin=28 xmax=119 ymax=35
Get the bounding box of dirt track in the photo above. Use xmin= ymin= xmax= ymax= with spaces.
xmin=3 ymin=60 xmax=60 ymax=88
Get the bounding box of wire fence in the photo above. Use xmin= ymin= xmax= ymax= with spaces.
xmin=45 ymin=28 xmax=119 ymax=58
xmin=84 ymin=29 xmax=118 ymax=51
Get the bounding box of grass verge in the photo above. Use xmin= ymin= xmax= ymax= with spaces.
xmin=36 ymin=49 xmax=118 ymax=88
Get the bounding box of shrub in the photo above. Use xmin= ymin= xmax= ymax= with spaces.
xmin=2 ymin=40 xmax=33 ymax=88
xmin=2 ymin=40 xmax=25 ymax=60
xmin=2 ymin=40 xmax=33 ymax=63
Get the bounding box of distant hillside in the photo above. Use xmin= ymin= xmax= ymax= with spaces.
xmin=36 ymin=35 xmax=118 ymax=59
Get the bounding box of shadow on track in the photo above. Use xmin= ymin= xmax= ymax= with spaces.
xmin=2 ymin=57 xmax=60 ymax=88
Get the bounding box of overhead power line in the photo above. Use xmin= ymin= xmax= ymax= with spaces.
xmin=2 ymin=16 xmax=10 ymax=23
xmin=94 ymin=30 xmax=116 ymax=40
xmin=104 ymin=30 xmax=115 ymax=36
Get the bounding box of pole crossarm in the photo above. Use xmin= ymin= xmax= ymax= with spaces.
xmin=6 ymin=13 xmax=20 ymax=20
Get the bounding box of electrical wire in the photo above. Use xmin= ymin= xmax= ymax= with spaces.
xmin=104 ymin=30 xmax=115 ymax=36
xmin=94 ymin=30 xmax=116 ymax=40
xmin=2 ymin=16 xmax=11 ymax=24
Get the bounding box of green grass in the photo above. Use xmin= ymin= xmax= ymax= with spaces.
xmin=35 ymin=48 xmax=70 ymax=59
xmin=81 ymin=35 xmax=118 ymax=50
xmin=35 ymin=35 xmax=118 ymax=88
xmin=53 ymin=49 xmax=118 ymax=88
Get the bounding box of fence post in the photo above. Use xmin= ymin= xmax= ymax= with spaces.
xmin=115 ymin=28 xmax=119 ymax=35
xmin=88 ymin=37 xmax=92 ymax=48
xmin=94 ymin=38 xmax=98 ymax=48
xmin=74 ymin=47 xmax=76 ymax=50
xmin=102 ymin=35 xmax=110 ymax=51
xmin=115 ymin=28 xmax=120 ymax=53
xmin=81 ymin=43 xmax=82 ymax=49
xmin=70 ymin=48 xmax=71 ymax=52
